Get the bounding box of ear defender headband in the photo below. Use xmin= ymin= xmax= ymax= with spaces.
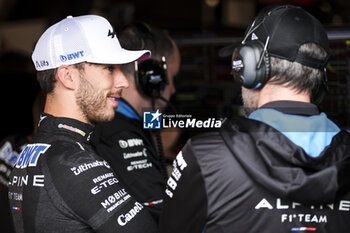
xmin=231 ymin=5 xmax=329 ymax=91
xmin=135 ymin=56 xmax=169 ymax=98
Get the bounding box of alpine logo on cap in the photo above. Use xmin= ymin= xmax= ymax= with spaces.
xmin=251 ymin=32 xmax=258 ymax=40
xmin=108 ymin=29 xmax=117 ymax=38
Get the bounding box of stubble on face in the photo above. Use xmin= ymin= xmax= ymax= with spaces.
xmin=75 ymin=74 xmax=118 ymax=124
xmin=241 ymin=87 xmax=259 ymax=116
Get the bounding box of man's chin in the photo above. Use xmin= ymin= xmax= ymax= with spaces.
xmin=103 ymin=111 xmax=116 ymax=122
xmin=90 ymin=112 xmax=115 ymax=124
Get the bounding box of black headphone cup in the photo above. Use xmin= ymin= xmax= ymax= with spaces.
xmin=232 ymin=41 xmax=270 ymax=89
xmin=135 ymin=58 xmax=169 ymax=98
xmin=231 ymin=4 xmax=306 ymax=89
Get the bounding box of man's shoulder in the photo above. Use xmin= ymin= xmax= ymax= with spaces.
xmin=183 ymin=117 xmax=265 ymax=161
xmin=182 ymin=131 xmax=225 ymax=163
xmin=189 ymin=131 xmax=222 ymax=146
xmin=17 ymin=139 xmax=98 ymax=170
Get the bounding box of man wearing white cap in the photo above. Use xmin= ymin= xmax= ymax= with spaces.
xmin=8 ymin=15 xmax=157 ymax=232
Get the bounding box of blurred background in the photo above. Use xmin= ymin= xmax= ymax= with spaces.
xmin=0 ymin=0 xmax=350 ymax=142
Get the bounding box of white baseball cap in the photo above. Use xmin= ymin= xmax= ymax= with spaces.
xmin=32 ymin=15 xmax=151 ymax=71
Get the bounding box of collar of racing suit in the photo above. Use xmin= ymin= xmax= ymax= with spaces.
xmin=37 ymin=113 xmax=94 ymax=143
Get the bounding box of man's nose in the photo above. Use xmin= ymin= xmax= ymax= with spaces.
xmin=114 ymin=70 xmax=129 ymax=89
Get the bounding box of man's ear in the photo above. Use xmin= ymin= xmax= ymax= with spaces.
xmin=56 ymin=65 xmax=78 ymax=90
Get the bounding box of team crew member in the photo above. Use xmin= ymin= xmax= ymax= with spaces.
xmin=92 ymin=23 xmax=180 ymax=222
xmin=0 ymin=91 xmax=44 ymax=233
xmin=0 ymin=135 xmax=29 ymax=233
xmin=159 ymin=5 xmax=350 ymax=233
xmin=8 ymin=15 xmax=158 ymax=232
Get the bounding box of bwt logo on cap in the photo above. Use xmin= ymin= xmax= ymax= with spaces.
xmin=59 ymin=50 xmax=85 ymax=62
xmin=143 ymin=110 xmax=162 ymax=129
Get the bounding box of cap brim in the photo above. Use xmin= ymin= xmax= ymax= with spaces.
xmin=218 ymin=43 xmax=240 ymax=58
xmin=118 ymin=48 xmax=151 ymax=63
xmin=87 ymin=48 xmax=151 ymax=65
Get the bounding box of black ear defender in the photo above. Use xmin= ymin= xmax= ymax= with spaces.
xmin=230 ymin=5 xmax=294 ymax=89
xmin=121 ymin=22 xmax=169 ymax=99
xmin=231 ymin=4 xmax=295 ymax=89
xmin=232 ymin=37 xmax=271 ymax=89
xmin=135 ymin=56 xmax=169 ymax=98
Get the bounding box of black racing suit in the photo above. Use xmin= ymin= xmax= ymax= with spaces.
xmin=8 ymin=114 xmax=157 ymax=233
xmin=91 ymin=99 xmax=166 ymax=223
xmin=159 ymin=101 xmax=350 ymax=233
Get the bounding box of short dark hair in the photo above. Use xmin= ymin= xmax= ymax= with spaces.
xmin=36 ymin=63 xmax=85 ymax=94
xmin=117 ymin=23 xmax=175 ymax=77
xmin=36 ymin=68 xmax=57 ymax=94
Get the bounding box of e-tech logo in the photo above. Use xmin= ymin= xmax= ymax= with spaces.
xmin=143 ymin=110 xmax=162 ymax=129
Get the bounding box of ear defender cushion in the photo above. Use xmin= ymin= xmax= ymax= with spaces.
xmin=232 ymin=41 xmax=270 ymax=89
